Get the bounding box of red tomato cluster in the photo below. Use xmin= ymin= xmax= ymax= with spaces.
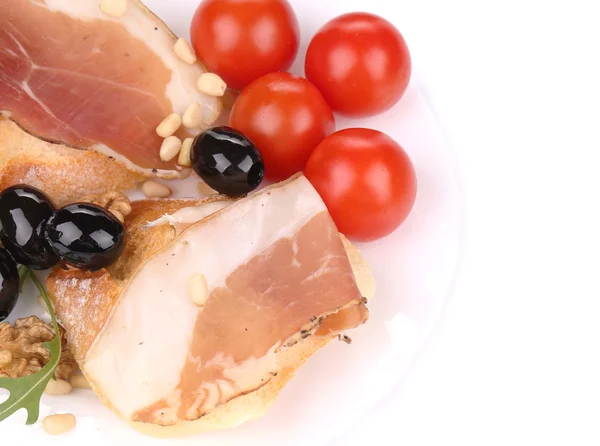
xmin=191 ymin=0 xmax=416 ymax=241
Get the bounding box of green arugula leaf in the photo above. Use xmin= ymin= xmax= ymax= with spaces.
xmin=0 ymin=268 xmax=62 ymax=424
xmin=18 ymin=266 xmax=28 ymax=293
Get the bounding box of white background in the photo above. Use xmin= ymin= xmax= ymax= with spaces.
xmin=334 ymin=0 xmax=600 ymax=444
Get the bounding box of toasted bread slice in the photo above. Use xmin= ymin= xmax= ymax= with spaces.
xmin=0 ymin=120 xmax=148 ymax=206
xmin=47 ymin=196 xmax=375 ymax=436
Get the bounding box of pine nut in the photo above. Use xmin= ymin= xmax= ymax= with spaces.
xmin=45 ymin=379 xmax=72 ymax=395
xmin=109 ymin=209 xmax=124 ymax=223
xmin=179 ymin=138 xmax=194 ymax=167
xmin=71 ymin=374 xmax=92 ymax=389
xmin=173 ymin=38 xmax=197 ymax=64
xmin=182 ymin=102 xmax=204 ymax=129
xmin=42 ymin=414 xmax=76 ymax=435
xmin=160 ymin=136 xmax=182 ymax=162
xmin=100 ymin=0 xmax=127 ymax=17
xmin=197 ymin=73 xmax=227 ymax=97
xmin=190 ymin=273 xmax=208 ymax=307
xmin=198 ymin=182 xmax=217 ymax=196
xmin=156 ymin=113 xmax=182 ymax=138
xmin=142 ymin=181 xmax=172 ymax=198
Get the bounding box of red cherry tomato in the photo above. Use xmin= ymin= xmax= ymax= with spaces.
xmin=305 ymin=128 xmax=416 ymax=242
xmin=191 ymin=0 xmax=300 ymax=91
xmin=305 ymin=12 xmax=411 ymax=118
xmin=230 ymin=72 xmax=335 ymax=181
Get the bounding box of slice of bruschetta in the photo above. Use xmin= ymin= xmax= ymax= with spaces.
xmin=47 ymin=175 xmax=376 ymax=436
xmin=0 ymin=0 xmax=223 ymax=205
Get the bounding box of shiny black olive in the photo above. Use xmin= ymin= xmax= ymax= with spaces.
xmin=191 ymin=126 xmax=264 ymax=197
xmin=44 ymin=203 xmax=125 ymax=270
xmin=0 ymin=248 xmax=19 ymax=322
xmin=0 ymin=185 xmax=59 ymax=269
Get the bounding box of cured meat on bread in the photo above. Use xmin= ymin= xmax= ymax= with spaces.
xmin=0 ymin=0 xmax=223 ymax=204
xmin=47 ymin=175 xmax=375 ymax=435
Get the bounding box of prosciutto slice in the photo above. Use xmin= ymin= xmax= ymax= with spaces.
xmin=0 ymin=0 xmax=221 ymax=174
xmin=51 ymin=175 xmax=368 ymax=426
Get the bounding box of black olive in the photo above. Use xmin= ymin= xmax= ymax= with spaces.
xmin=0 ymin=185 xmax=59 ymax=269
xmin=44 ymin=203 xmax=125 ymax=270
xmin=191 ymin=126 xmax=264 ymax=197
xmin=0 ymin=248 xmax=19 ymax=322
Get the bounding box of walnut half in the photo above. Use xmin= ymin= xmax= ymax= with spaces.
xmin=0 ymin=316 xmax=76 ymax=380
xmin=79 ymin=191 xmax=131 ymax=223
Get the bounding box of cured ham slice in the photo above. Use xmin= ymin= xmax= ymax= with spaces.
xmin=0 ymin=0 xmax=222 ymax=176
xmin=47 ymin=175 xmax=373 ymax=432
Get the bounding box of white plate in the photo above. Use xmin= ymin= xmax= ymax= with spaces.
xmin=1 ymin=1 xmax=461 ymax=444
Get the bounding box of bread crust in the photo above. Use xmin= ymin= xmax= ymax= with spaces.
xmin=47 ymin=198 xmax=375 ymax=436
xmin=0 ymin=120 xmax=145 ymax=206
